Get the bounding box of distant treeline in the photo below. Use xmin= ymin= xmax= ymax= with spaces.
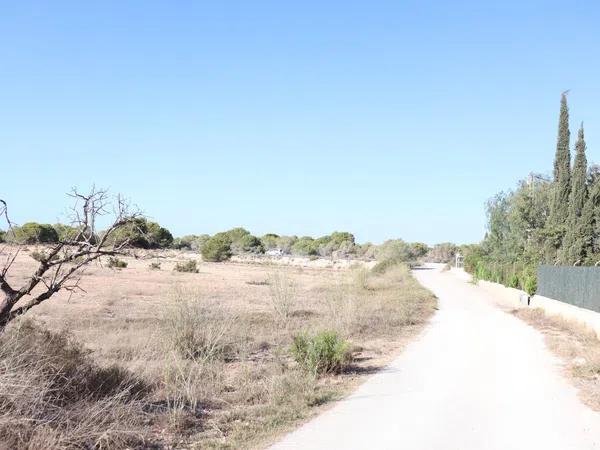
xmin=0 ymin=219 xmax=456 ymax=264
xmin=462 ymin=92 xmax=600 ymax=295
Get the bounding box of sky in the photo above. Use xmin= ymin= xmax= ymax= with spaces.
xmin=2 ymin=1 xmax=600 ymax=245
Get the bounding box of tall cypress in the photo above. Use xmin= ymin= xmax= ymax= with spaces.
xmin=546 ymin=92 xmax=571 ymax=262
xmin=552 ymin=92 xmax=571 ymax=221
xmin=562 ymin=124 xmax=588 ymax=263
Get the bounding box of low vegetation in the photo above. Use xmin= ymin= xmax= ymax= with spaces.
xmin=173 ymin=259 xmax=199 ymax=273
xmin=107 ymin=256 xmax=128 ymax=269
xmin=0 ymin=250 xmax=436 ymax=449
xmin=291 ymin=331 xmax=352 ymax=375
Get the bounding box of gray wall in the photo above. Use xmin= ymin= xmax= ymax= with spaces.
xmin=537 ymin=265 xmax=600 ymax=313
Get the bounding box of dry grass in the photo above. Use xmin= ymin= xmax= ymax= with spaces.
xmin=0 ymin=248 xmax=436 ymax=449
xmin=514 ymin=308 xmax=600 ymax=410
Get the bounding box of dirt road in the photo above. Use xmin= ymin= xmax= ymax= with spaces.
xmin=270 ymin=265 xmax=600 ymax=449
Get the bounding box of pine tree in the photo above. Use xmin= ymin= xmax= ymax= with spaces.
xmin=562 ymin=124 xmax=588 ymax=263
xmin=545 ymin=92 xmax=571 ymax=262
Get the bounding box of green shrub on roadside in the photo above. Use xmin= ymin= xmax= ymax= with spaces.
xmin=508 ymin=273 xmax=520 ymax=289
xmin=149 ymin=262 xmax=161 ymax=270
xmin=290 ymin=331 xmax=352 ymax=375
xmin=174 ymin=260 xmax=199 ymax=273
xmin=201 ymin=234 xmax=233 ymax=262
xmin=521 ymin=266 xmax=537 ymax=295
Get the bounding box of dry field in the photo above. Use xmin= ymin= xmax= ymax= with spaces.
xmin=514 ymin=309 xmax=600 ymax=411
xmin=0 ymin=247 xmax=436 ymax=449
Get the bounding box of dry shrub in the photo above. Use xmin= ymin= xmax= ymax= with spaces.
xmin=0 ymin=319 xmax=149 ymax=450
xmin=324 ymin=281 xmax=356 ymax=335
xmin=268 ymin=271 xmax=296 ymax=322
xmin=352 ymin=267 xmax=370 ymax=290
xmin=173 ymin=260 xmax=199 ymax=273
xmin=163 ymin=288 xmax=237 ymax=362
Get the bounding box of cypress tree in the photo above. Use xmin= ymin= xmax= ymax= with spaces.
xmin=580 ymin=175 xmax=600 ymax=263
xmin=552 ymin=92 xmax=571 ymax=220
xmin=545 ymin=92 xmax=571 ymax=262
xmin=562 ymin=124 xmax=588 ymax=263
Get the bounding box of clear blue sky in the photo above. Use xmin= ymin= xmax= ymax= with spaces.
xmin=2 ymin=1 xmax=600 ymax=244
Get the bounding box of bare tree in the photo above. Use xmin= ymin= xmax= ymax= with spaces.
xmin=0 ymin=187 xmax=142 ymax=330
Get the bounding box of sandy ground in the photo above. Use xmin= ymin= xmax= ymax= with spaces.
xmin=270 ymin=264 xmax=600 ymax=450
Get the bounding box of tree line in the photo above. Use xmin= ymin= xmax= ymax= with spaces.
xmin=463 ymin=92 xmax=600 ymax=294
xmin=0 ymin=219 xmax=433 ymax=263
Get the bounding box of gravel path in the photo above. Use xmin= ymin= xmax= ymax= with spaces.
xmin=270 ymin=265 xmax=600 ymax=449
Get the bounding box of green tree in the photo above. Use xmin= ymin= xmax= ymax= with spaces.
xmin=562 ymin=125 xmax=588 ymax=264
xmin=201 ymin=233 xmax=233 ymax=262
xmin=579 ymin=174 xmax=600 ymax=264
xmin=546 ymin=92 xmax=571 ymax=261
xmin=146 ymin=221 xmax=174 ymax=248
xmin=9 ymin=223 xmax=59 ymax=244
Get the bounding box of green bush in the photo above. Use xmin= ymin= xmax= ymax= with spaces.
xmin=260 ymin=233 xmax=280 ymax=250
xmin=107 ymin=257 xmax=128 ymax=269
xmin=174 ymin=260 xmax=199 ymax=273
xmin=290 ymin=331 xmax=352 ymax=375
xmin=106 ymin=218 xmax=173 ymax=249
xmin=172 ymin=234 xmax=210 ymax=251
xmin=291 ymin=236 xmax=318 ymax=256
xmin=521 ymin=266 xmax=537 ymax=295
xmin=148 ymin=262 xmax=161 ymax=270
xmin=10 ymin=222 xmax=59 ymax=244
xmin=508 ymin=273 xmax=520 ymax=289
xmin=236 ymin=234 xmax=264 ymax=254
xmin=371 ymin=257 xmax=403 ymax=274
xmin=201 ymin=234 xmax=233 ymax=262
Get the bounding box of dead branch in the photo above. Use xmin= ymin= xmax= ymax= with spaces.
xmin=0 ymin=188 xmax=142 ymax=330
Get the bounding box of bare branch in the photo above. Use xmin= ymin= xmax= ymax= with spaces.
xmin=0 ymin=188 xmax=142 ymax=329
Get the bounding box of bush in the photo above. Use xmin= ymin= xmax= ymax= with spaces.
xmin=106 ymin=218 xmax=173 ymax=249
xmin=107 ymin=257 xmax=128 ymax=269
xmin=290 ymin=331 xmax=352 ymax=375
xmin=30 ymin=249 xmax=59 ymax=263
xmin=9 ymin=222 xmax=59 ymax=244
xmin=174 ymin=260 xmax=199 ymax=273
xmin=291 ymin=237 xmax=318 ymax=256
xmin=172 ymin=234 xmax=210 ymax=251
xmin=149 ymin=261 xmax=161 ymax=270
xmin=164 ymin=294 xmax=235 ymax=362
xmin=236 ymin=234 xmax=264 ymax=254
xmin=508 ymin=273 xmax=520 ymax=289
xmin=0 ymin=319 xmax=148 ymax=449
xmin=521 ymin=266 xmax=537 ymax=295
xmin=201 ymin=234 xmax=233 ymax=262
xmin=268 ymin=272 xmax=296 ymax=321
xmin=371 ymin=258 xmax=403 ymax=274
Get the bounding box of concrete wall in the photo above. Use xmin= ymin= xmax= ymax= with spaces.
xmin=530 ymin=294 xmax=600 ymax=339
